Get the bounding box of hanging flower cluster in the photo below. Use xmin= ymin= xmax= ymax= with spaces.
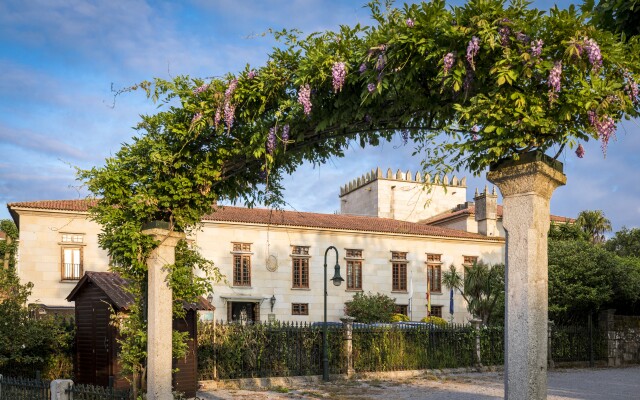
xmin=332 ymin=62 xmax=347 ymax=92
xmin=530 ymin=39 xmax=543 ymax=58
xmin=466 ymin=36 xmax=480 ymax=70
xmin=193 ymin=84 xmax=208 ymax=95
xmin=223 ymin=78 xmax=238 ymax=130
xmin=443 ymin=52 xmax=455 ymax=75
xmin=367 ymin=83 xmax=376 ymax=93
xmin=214 ymin=107 xmax=221 ymax=129
xmin=499 ymin=27 xmax=510 ymax=47
xmin=584 ymin=38 xmax=603 ymax=72
xmin=282 ymin=124 xmax=290 ymax=143
xmin=588 ymin=110 xmax=617 ymax=156
xmin=624 ymin=70 xmax=639 ymax=103
xmin=548 ymin=61 xmax=562 ymax=102
xmin=267 ymin=126 xmax=277 ymax=155
xmin=401 ymin=129 xmax=409 ymax=145
xmin=575 ymin=144 xmax=585 ymax=158
xmin=516 ymin=32 xmax=530 ymax=43
xmin=406 ymin=18 xmax=414 ymax=28
xmin=298 ymin=84 xmax=312 ymax=116
xmin=359 ymin=63 xmax=367 ymax=74
xmin=375 ymin=54 xmax=386 ymax=71
xmin=192 ymin=112 xmax=203 ymax=124
xmin=247 ymin=70 xmax=257 ymax=80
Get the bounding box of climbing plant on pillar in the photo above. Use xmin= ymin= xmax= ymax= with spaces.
xmin=80 ymin=0 xmax=640 ymax=393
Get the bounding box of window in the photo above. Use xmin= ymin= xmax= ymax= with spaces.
xmin=426 ymin=253 xmax=442 ymax=293
xmin=395 ymin=304 xmax=408 ymax=316
xmin=345 ymin=249 xmax=363 ymax=290
xmin=60 ymin=233 xmax=84 ymax=280
xmin=231 ymin=243 xmax=252 ymax=286
xmin=391 ymin=251 xmax=408 ymax=292
xmin=292 ymin=303 xmax=309 ymax=315
xmin=463 ymin=255 xmax=478 ymax=266
xmin=292 ymin=246 xmax=310 ymax=288
xmin=62 ymin=247 xmax=82 ymax=280
xmin=429 ymin=305 xmax=443 ymax=318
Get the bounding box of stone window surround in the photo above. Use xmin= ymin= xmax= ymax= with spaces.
xmin=345 ymin=248 xmax=363 ymax=291
xmin=426 ymin=253 xmax=443 ymax=293
xmin=231 ymin=242 xmax=253 ymax=287
xmin=390 ymin=251 xmax=408 ymax=293
xmin=291 ymin=303 xmax=309 ymax=315
xmin=291 ymin=246 xmax=310 ymax=289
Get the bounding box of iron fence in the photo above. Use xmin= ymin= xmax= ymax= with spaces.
xmin=66 ymin=384 xmax=131 ymax=400
xmin=0 ymin=374 xmax=50 ymax=400
xmin=551 ymin=324 xmax=607 ymax=363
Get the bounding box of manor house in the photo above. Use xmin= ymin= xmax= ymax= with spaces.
xmin=7 ymin=168 xmax=569 ymax=323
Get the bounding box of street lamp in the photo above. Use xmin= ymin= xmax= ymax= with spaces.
xmin=323 ymin=245 xmax=343 ymax=381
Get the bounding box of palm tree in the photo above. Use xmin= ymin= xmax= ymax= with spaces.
xmin=576 ymin=210 xmax=612 ymax=244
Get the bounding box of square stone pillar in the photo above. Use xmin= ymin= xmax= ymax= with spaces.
xmin=142 ymin=226 xmax=185 ymax=400
xmin=487 ymin=153 xmax=566 ymax=400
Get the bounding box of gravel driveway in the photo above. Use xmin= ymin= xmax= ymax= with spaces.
xmin=197 ymin=366 xmax=640 ymax=399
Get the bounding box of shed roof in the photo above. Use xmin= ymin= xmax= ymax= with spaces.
xmin=66 ymin=271 xmax=214 ymax=311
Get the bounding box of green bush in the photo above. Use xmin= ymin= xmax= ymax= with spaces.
xmin=420 ymin=316 xmax=448 ymax=327
xmin=390 ymin=313 xmax=410 ymax=322
xmin=344 ymin=292 xmax=396 ymax=323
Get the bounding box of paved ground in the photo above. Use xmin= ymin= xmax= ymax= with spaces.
xmin=197 ymin=366 xmax=640 ymax=399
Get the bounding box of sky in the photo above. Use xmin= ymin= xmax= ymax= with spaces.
xmin=1 ymin=0 xmax=638 ymax=233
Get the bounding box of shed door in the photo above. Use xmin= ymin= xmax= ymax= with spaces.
xmin=93 ymin=300 xmax=111 ymax=386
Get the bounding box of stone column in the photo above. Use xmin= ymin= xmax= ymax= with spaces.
xmin=470 ymin=318 xmax=483 ymax=369
xmin=50 ymin=379 xmax=73 ymax=400
xmin=142 ymin=225 xmax=185 ymax=400
xmin=341 ymin=317 xmax=356 ymax=377
xmin=487 ymin=152 xmax=566 ymax=400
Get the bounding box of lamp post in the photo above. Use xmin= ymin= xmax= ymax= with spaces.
xmin=323 ymin=246 xmax=344 ymax=381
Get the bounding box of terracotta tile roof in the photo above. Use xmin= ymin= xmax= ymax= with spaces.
xmin=203 ymin=206 xmax=503 ymax=241
xmin=0 ymin=231 xmax=5 ymax=240
xmin=66 ymin=271 xmax=214 ymax=311
xmin=424 ymin=204 xmax=574 ymax=224
xmin=8 ymin=199 xmax=97 ymax=212
xmin=9 ymin=199 xmax=503 ymax=241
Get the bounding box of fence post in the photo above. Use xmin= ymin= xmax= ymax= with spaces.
xmin=588 ymin=312 xmax=594 ymax=367
xmin=340 ymin=316 xmax=355 ymax=377
xmin=213 ymin=319 xmax=218 ymax=380
xmin=50 ymin=379 xmax=73 ymax=400
xmin=547 ymin=321 xmax=555 ymax=370
xmin=470 ymin=319 xmax=483 ymax=369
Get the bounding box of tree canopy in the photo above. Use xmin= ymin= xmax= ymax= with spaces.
xmin=575 ymin=209 xmax=612 ymax=243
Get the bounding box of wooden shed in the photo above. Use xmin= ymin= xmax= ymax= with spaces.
xmin=66 ymin=271 xmax=213 ymax=397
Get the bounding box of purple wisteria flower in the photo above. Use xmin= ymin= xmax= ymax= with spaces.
xmin=192 ymin=112 xmax=203 ymax=123
xmin=575 ymin=144 xmax=585 ymax=158
xmin=225 ymin=78 xmax=238 ymax=99
xmin=375 ymin=54 xmax=386 ymax=71
xmin=214 ymin=107 xmax=222 ymax=129
xmin=588 ymin=111 xmax=617 ymax=156
xmin=499 ymin=27 xmax=510 ymax=47
xmin=466 ymin=36 xmax=480 ymax=70
xmin=248 ymin=70 xmax=257 ymax=80
xmin=282 ymin=124 xmax=290 ymax=143
xmin=471 ymin=125 xmax=479 ymax=133
xmin=359 ymin=63 xmax=367 ymax=74
xmin=224 ymin=101 xmax=235 ymax=130
xmin=401 ymin=130 xmax=409 ymax=145
xmin=332 ymin=62 xmax=347 ymax=92
xmin=584 ymin=38 xmax=603 ymax=71
xmin=463 ymin=69 xmax=474 ymax=92
xmin=193 ymin=84 xmax=208 ymax=95
xmin=367 ymin=83 xmax=376 ymax=93
xmin=406 ymin=18 xmax=414 ymax=28
xmin=443 ymin=52 xmax=455 ymax=75
xmin=547 ymin=61 xmax=562 ymax=102
xmin=472 ymin=134 xmax=479 ymax=141
xmin=530 ymin=39 xmax=543 ymax=58
xmin=516 ymin=32 xmax=530 ymax=43
xmin=298 ymin=84 xmax=312 ymax=116
xmin=267 ymin=126 xmax=277 ymax=155
xmin=624 ymin=70 xmax=639 ymax=104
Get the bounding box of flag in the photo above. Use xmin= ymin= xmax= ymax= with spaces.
xmin=449 ymin=288 xmax=454 ymax=315
xmin=426 ymin=269 xmax=431 ymax=317
xmin=408 ymin=266 xmax=414 ymax=319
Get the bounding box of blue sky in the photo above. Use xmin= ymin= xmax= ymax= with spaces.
xmin=1 ymin=0 xmax=638 ymax=233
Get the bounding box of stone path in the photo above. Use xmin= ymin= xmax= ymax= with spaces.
xmin=197 ymin=366 xmax=640 ymax=399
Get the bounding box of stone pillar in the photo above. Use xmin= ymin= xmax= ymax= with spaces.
xmin=50 ymin=379 xmax=73 ymax=400
xmin=341 ymin=317 xmax=356 ymax=377
xmin=470 ymin=318 xmax=483 ymax=369
xmin=487 ymin=152 xmax=566 ymax=400
xmin=599 ymin=309 xmax=618 ymax=366
xmin=142 ymin=226 xmax=185 ymax=400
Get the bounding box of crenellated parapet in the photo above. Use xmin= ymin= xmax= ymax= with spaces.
xmin=339 ymin=167 xmax=467 ymax=197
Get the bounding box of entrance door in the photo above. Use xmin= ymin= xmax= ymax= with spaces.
xmin=228 ymin=302 xmax=259 ymax=323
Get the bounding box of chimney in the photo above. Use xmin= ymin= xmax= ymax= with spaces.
xmin=474 ymin=185 xmax=498 ymax=236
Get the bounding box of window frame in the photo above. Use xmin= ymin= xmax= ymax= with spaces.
xmin=429 ymin=305 xmax=444 ymax=318
xmin=231 ymin=242 xmax=252 ymax=287
xmin=463 ymin=255 xmax=478 ymax=267
xmin=426 ymin=253 xmax=443 ymax=293
xmin=61 ymin=246 xmax=83 ymax=281
xmin=291 ymin=246 xmax=310 ymax=289
xmin=391 ymin=251 xmax=408 ymax=292
xmin=345 ymin=249 xmax=363 ymax=291
xmin=291 ymin=303 xmax=309 ymax=315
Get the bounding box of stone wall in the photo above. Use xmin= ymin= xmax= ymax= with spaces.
xmin=600 ymin=310 xmax=640 ymax=366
